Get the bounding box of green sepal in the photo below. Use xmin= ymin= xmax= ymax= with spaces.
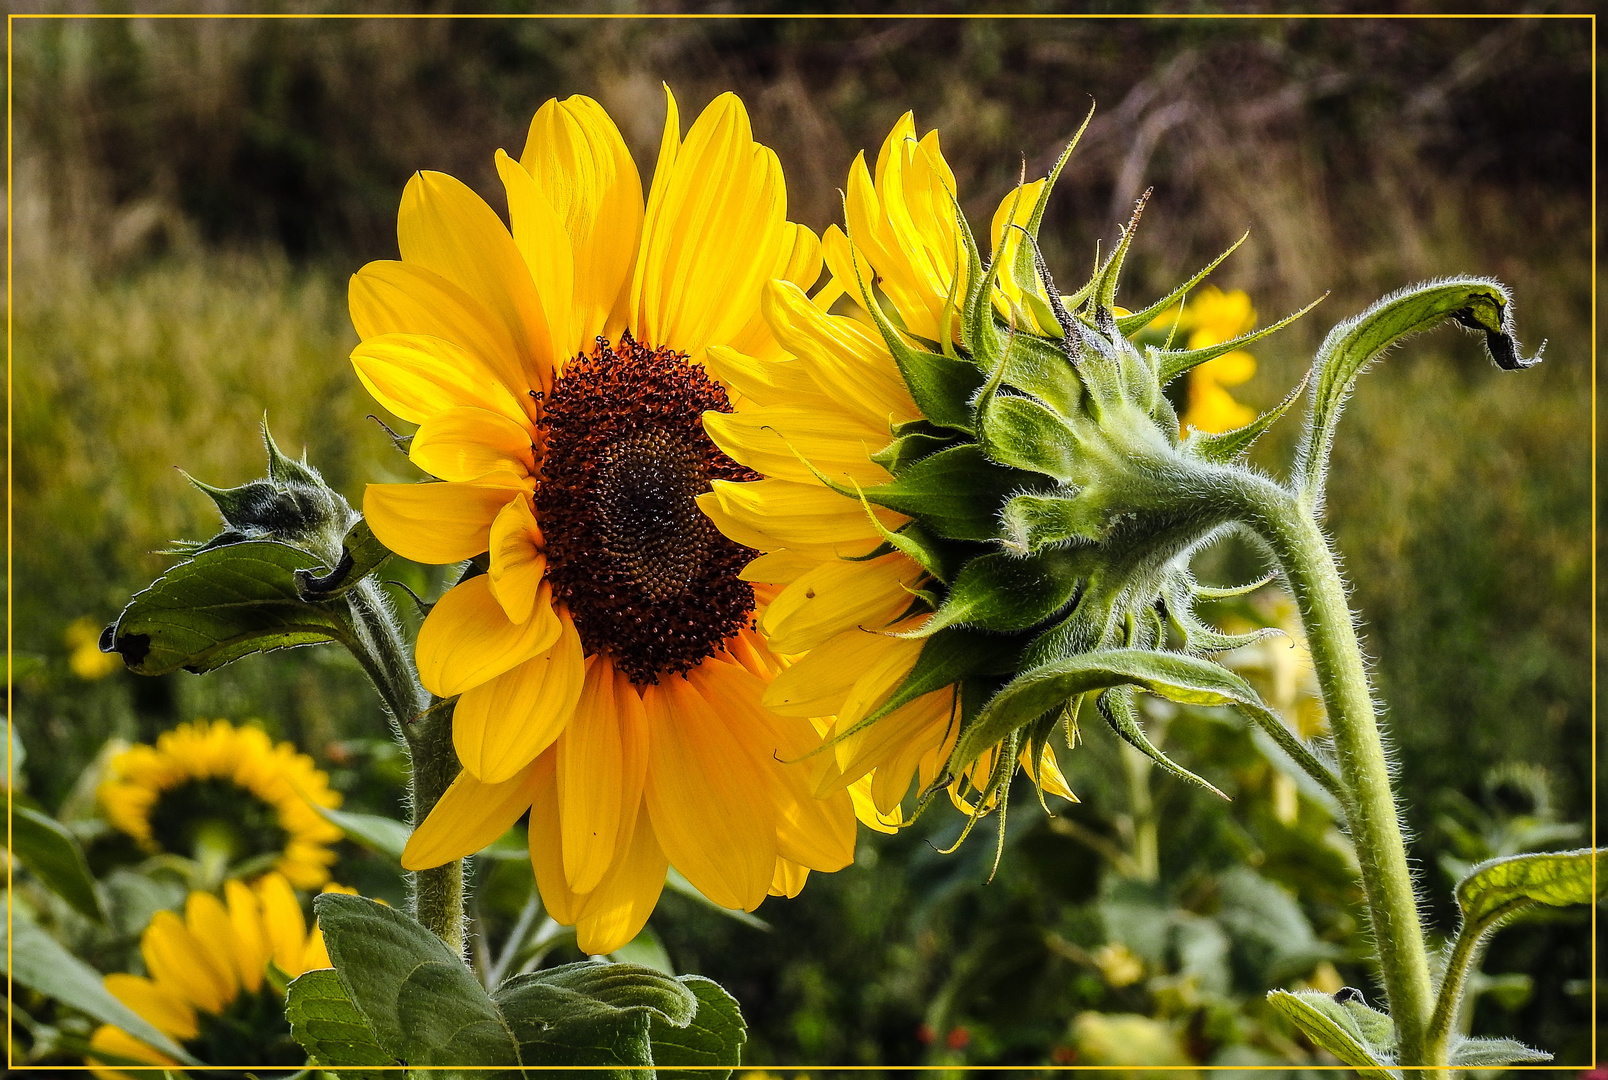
xmin=1297 ymin=276 xmax=1541 ymax=503
xmin=1190 ymin=573 xmax=1276 ymax=600
xmin=1184 ymin=368 xmax=1311 ymax=463
xmin=859 ymin=444 xmax=1036 ymax=542
xmin=294 ymin=517 xmax=394 ymax=601
xmin=977 ymin=391 xmax=1084 ymax=482
xmin=1265 ymin=989 xmax=1398 ymax=1080
xmin=857 ymin=261 xmax=984 ymax=433
xmin=1153 ymin=294 xmax=1325 ymax=386
xmin=285 ymin=967 xmax=400 ymax=1078
xmin=1114 ymin=231 xmax=1249 ymax=338
xmin=1099 ymin=688 xmax=1227 ymax=799
xmin=872 ymin=426 xmax=960 ymax=474
xmin=1007 ymin=103 xmax=1094 ymax=306
xmin=1093 ymin=187 xmax=1151 ymax=313
xmin=1000 ymin=489 xmax=1107 ymax=553
xmin=1454 ymin=847 xmax=1605 ymax=929
xmin=1446 ymin=1036 xmax=1551 ymax=1067
xmin=904 ymin=549 xmax=1081 ymax=638
xmin=102 ymin=540 xmax=355 ymax=676
xmin=844 ymin=495 xmax=966 ymax=585
xmin=9 ymin=806 xmax=105 ymax=922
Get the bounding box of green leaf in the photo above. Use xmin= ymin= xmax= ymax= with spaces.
xmin=1447 ymin=1035 xmax=1551 ymax=1067
xmin=860 ymin=444 xmax=1032 ymax=542
xmin=294 ymin=517 xmax=394 ymax=601
xmin=104 ymin=540 xmax=353 ymax=676
xmin=610 ymin=925 xmax=674 ymax=975
xmin=285 ymin=967 xmax=399 ymax=1078
xmin=846 ymin=627 xmax=1019 ymax=745
xmin=977 ymin=392 xmax=1083 ymax=482
xmin=1153 ymin=294 xmax=1324 ymax=386
xmin=308 ymin=802 xmax=411 ymax=862
xmin=8 ymin=806 xmax=104 ymax=921
xmin=908 ymin=550 xmax=1081 ymax=638
xmin=1098 ymin=689 xmax=1226 ymax=799
xmin=1266 ymin=989 xmax=1398 ymax=1079
xmin=649 ymin=975 xmax=746 ymax=1080
xmin=1297 ymin=277 xmax=1540 ymax=501
xmin=1455 ymin=847 xmax=1605 ymax=929
xmin=495 ymin=962 xmax=696 ymax=1076
xmin=1 ymin=907 xmax=200 ymax=1065
xmin=315 ymin=893 xmax=519 ymax=1068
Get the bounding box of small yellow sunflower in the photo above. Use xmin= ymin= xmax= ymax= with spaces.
xmin=699 ymin=112 xmax=1078 ymax=825
xmin=1166 ymin=285 xmax=1259 ymax=434
xmin=353 ymin=88 xmax=857 ymax=954
xmin=87 ymin=874 xmax=353 ymax=1075
xmin=99 ymin=719 xmax=343 ymax=888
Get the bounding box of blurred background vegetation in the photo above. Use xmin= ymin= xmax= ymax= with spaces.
xmin=7 ymin=6 xmax=1594 ymax=1071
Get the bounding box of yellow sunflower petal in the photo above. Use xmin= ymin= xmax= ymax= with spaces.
xmin=487 ymin=495 xmax=547 ymax=625
xmin=350 ymin=333 xmax=530 ymax=427
xmin=727 ymin=222 xmax=825 ymax=363
xmin=416 ymin=575 xmax=561 ymax=699
xmin=496 ymin=148 xmax=576 ymax=362
xmin=397 ymin=170 xmax=555 ymax=394
xmin=103 ymin=974 xmax=198 ymax=1042
xmin=699 ymin=478 xmax=898 ymax=558
xmin=350 ymin=259 xmax=533 ymax=413
xmin=557 ymin=655 xmax=649 ymax=894
xmin=769 ymin=858 xmax=810 ymax=899
xmin=254 ymin=871 xmax=309 ymax=978
xmin=183 ymin=892 xmax=242 ymax=1000
xmin=520 ymin=96 xmax=644 ymax=348
xmin=401 ymin=761 xmax=543 ymax=870
xmin=452 ymin=605 xmax=584 ymax=783
xmin=141 ymin=910 xmax=232 ymax=1015
xmin=89 ymin=1024 xmax=179 ymax=1075
xmin=410 ymin=406 xmax=537 ymax=483
xmin=760 ymin=552 xmax=924 ymax=654
xmin=643 ymin=674 xmax=777 ymax=913
xmin=702 ymin=345 xmax=838 ymax=412
xmin=702 ymin=405 xmax=892 ymax=489
xmin=526 ymin=747 xmax=586 ymax=927
xmin=764 ymin=624 xmax=923 ymax=719
xmin=573 ymin=804 xmax=669 ymax=957
xmin=364 ymin=481 xmax=523 ymax=565
xmin=224 ymin=879 xmax=269 ymax=995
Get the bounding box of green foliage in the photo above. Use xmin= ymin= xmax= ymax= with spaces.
xmin=1267 ymin=989 xmax=1397 ymax=1078
xmin=286 ymin=968 xmax=400 ymax=1078
xmin=310 ymin=801 xmax=412 ymax=862
xmin=311 ymin=894 xmax=746 ymax=1076
xmin=858 ymin=444 xmax=1037 ymax=542
xmin=104 ymin=539 xmax=357 ymax=676
xmin=1454 ymin=847 xmax=1603 ymax=927
xmin=8 ymin=806 xmax=105 ymax=922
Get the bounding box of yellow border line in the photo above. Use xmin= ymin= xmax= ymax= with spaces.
xmin=3 ymin=6 xmax=1595 ymax=1073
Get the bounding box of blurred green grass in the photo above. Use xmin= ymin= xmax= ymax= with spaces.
xmin=7 ymin=9 xmax=1593 ymax=1067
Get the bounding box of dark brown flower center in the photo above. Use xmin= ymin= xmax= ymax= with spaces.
xmin=537 ymin=333 xmax=759 ymax=685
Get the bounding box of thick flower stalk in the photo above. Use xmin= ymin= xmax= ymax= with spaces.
xmin=351 ymin=89 xmax=860 ymax=956
xmin=703 ymin=111 xmax=1546 ymax=1066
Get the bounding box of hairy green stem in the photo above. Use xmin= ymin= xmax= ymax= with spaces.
xmin=1229 ymin=475 xmax=1436 ymax=1065
xmin=1423 ymin=897 xmax=1527 ymax=1064
xmin=343 ymin=579 xmax=465 ymax=955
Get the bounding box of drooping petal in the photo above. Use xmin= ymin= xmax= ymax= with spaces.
xmin=520 ymin=96 xmax=645 ymax=348
xmin=643 ymin=674 xmax=776 ymax=912
xmin=557 ymin=655 xmax=649 ymax=894
xmin=452 ymin=606 xmax=584 ymax=783
xmin=487 ymin=495 xmax=547 ymax=625
xmin=573 ymin=804 xmax=669 ymax=957
xmin=397 ymin=170 xmax=556 ymax=394
xmin=769 ymin=859 xmax=810 ymax=899
xmin=401 ymin=761 xmax=543 ymax=870
xmin=364 ymin=481 xmax=524 ymax=565
xmin=416 ymin=575 xmax=561 ymax=699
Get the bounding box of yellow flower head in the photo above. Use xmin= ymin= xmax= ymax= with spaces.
xmin=98 ymin=719 xmax=343 ymax=888
xmin=353 ymin=89 xmax=858 ymax=954
xmin=701 ymin=114 xmax=1079 ymax=829
xmin=87 ymin=874 xmax=353 ymax=1075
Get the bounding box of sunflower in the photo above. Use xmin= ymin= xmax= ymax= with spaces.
xmin=353 ymin=89 xmax=857 ymax=955
xmin=699 ymin=112 xmax=1078 ymax=826
xmin=87 ymin=874 xmax=353 ymax=1076
xmin=99 ymin=719 xmax=343 ymax=888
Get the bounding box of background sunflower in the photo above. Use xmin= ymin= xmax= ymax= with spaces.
xmin=9 ymin=10 xmax=1590 ymax=1068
